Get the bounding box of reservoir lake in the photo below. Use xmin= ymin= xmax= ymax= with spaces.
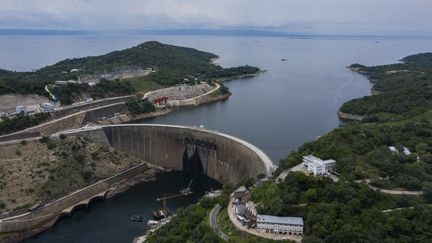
xmin=1 ymin=34 xmax=430 ymax=242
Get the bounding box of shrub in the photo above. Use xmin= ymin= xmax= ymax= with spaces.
xmin=39 ymin=135 xmax=50 ymax=143
xmin=20 ymin=140 xmax=27 ymax=145
xmin=46 ymin=140 xmax=57 ymax=150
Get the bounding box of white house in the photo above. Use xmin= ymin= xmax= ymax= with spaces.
xmin=303 ymin=155 xmax=336 ymax=176
xmin=256 ymin=215 xmax=303 ymax=236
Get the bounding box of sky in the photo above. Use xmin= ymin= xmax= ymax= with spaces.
xmin=1 ymin=0 xmax=431 ymax=36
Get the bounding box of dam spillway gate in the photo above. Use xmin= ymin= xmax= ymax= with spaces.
xmin=179 ymin=137 xmax=217 ymax=175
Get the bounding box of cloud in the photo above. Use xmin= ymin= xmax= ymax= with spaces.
xmin=0 ymin=0 xmax=431 ymax=35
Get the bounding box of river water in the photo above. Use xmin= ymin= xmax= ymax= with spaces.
xmin=1 ymin=34 xmax=431 ymax=242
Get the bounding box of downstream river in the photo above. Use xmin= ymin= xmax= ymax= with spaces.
xmin=1 ymin=34 xmax=430 ymax=242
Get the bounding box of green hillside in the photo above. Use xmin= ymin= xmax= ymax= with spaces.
xmin=340 ymin=53 xmax=432 ymax=119
xmin=0 ymin=41 xmax=259 ymax=104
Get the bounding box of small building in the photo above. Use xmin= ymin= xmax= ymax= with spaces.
xmin=234 ymin=202 xmax=257 ymax=228
xmin=70 ymin=68 xmax=79 ymax=72
xmin=235 ymin=204 xmax=246 ymax=216
xmin=303 ymin=155 xmax=336 ymax=176
xmin=40 ymin=102 xmax=54 ymax=113
xmin=0 ymin=112 xmax=6 ymax=117
xmin=15 ymin=105 xmax=27 ymax=114
xmin=233 ymin=186 xmax=248 ymax=200
xmin=256 ymin=215 xmax=303 ymax=236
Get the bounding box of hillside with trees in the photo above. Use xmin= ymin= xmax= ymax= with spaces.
xmin=265 ymin=54 xmax=432 ymax=242
xmin=340 ymin=53 xmax=432 ymax=119
xmin=0 ymin=41 xmax=260 ymax=105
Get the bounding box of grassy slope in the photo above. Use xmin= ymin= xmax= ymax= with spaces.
xmin=0 ymin=136 xmax=146 ymax=213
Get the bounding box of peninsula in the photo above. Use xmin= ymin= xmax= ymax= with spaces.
xmin=0 ymin=41 xmax=260 ymax=137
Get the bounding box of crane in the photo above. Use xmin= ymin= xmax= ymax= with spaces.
xmin=156 ymin=193 xmax=183 ymax=213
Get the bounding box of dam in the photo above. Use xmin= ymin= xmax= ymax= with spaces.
xmin=0 ymin=124 xmax=274 ymax=242
xmin=63 ymin=124 xmax=275 ymax=184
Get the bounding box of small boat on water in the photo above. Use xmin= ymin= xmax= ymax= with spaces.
xmin=180 ymin=179 xmax=193 ymax=196
xmin=281 ymin=58 xmax=287 ymax=61
xmin=147 ymin=220 xmax=160 ymax=226
xmin=130 ymin=214 xmax=144 ymax=222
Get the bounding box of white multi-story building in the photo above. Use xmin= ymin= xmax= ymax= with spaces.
xmin=303 ymin=155 xmax=336 ymax=175
xmin=256 ymin=215 xmax=303 ymax=236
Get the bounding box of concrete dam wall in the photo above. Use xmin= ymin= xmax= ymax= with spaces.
xmin=100 ymin=124 xmax=274 ymax=184
xmin=0 ymin=124 xmax=274 ymax=241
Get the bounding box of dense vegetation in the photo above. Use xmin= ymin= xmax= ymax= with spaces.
xmin=340 ymin=53 xmax=432 ymax=117
xmin=53 ymin=79 xmax=134 ymax=105
xmin=279 ymin=110 xmax=432 ymax=190
xmin=252 ymin=173 xmax=431 ymax=243
xmin=0 ymin=113 xmax=51 ymax=135
xmin=0 ymin=41 xmax=260 ymax=104
xmin=125 ymin=97 xmax=155 ymax=115
xmin=147 ymin=203 xmax=221 ymax=243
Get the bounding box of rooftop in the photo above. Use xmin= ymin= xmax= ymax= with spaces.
xmin=257 ymin=214 xmax=303 ymax=226
xmin=303 ymin=155 xmax=321 ymax=161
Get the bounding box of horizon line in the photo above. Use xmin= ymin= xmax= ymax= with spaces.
xmin=0 ymin=28 xmax=431 ymax=39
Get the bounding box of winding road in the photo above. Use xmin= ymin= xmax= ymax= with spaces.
xmin=209 ymin=204 xmax=230 ymax=241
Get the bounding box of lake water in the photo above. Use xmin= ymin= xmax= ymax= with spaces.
xmin=1 ymin=34 xmax=431 ymax=242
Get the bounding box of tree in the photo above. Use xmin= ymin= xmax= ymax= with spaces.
xmin=423 ymin=182 xmax=432 ymax=202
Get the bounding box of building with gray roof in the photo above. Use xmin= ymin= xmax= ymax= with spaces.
xmin=256 ymin=214 xmax=303 ymax=236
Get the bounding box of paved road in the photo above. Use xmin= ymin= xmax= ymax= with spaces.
xmin=209 ymin=204 xmax=230 ymax=241
xmin=355 ymin=179 xmax=424 ymax=195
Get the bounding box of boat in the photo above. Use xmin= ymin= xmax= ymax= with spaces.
xmin=147 ymin=220 xmax=160 ymax=226
xmin=152 ymin=209 xmax=171 ymax=220
xmin=281 ymin=58 xmax=286 ymax=61
xmin=180 ymin=180 xmax=193 ymax=195
xmin=130 ymin=214 xmax=144 ymax=222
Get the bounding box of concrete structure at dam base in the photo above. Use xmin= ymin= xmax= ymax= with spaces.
xmin=0 ymin=124 xmax=274 ymax=242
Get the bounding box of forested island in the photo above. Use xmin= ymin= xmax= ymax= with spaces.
xmin=0 ymin=41 xmax=260 ymax=105
xmin=146 ymin=53 xmax=432 ymax=242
